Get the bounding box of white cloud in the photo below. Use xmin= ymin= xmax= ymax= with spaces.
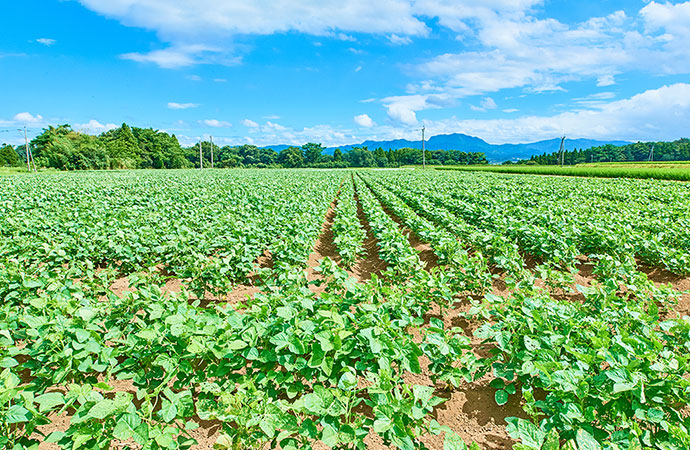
xmin=170 ymin=84 xmax=690 ymax=148
xmin=354 ymin=114 xmax=375 ymax=127
xmin=77 ymin=0 xmax=429 ymax=39
xmin=423 ymin=83 xmax=690 ymax=143
xmin=382 ymin=94 xmax=453 ymax=125
xmin=355 ymin=65 xmax=362 ymax=72
xmin=203 ymin=119 xmax=232 ymax=128
xmin=388 ymin=34 xmax=412 ymax=45
xmin=471 ymin=97 xmax=498 ymax=112
xmin=597 ymin=74 xmax=616 ymax=87
xmin=573 ymin=91 xmax=616 ymax=107
xmin=502 ymin=108 xmax=519 ymax=113
xmin=74 ymin=120 xmax=118 ymax=134
xmin=213 ymin=78 xmax=227 ymax=82
xmin=640 ymin=1 xmax=690 ymax=36
xmin=186 ymin=74 xmax=202 ymax=81
xmin=334 ymin=33 xmax=357 ymax=42
xmin=121 ymin=44 xmax=240 ymax=68
xmin=35 ymin=38 xmax=56 ymax=46
xmin=242 ymin=119 xmax=259 ymax=128
xmin=414 ymin=12 xmax=633 ymax=99
xmin=13 ymin=112 xmax=44 ymax=123
xmin=167 ymin=102 xmax=200 ymax=109
xmin=263 ymin=115 xmax=281 ymax=119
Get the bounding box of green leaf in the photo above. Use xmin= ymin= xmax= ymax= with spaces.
xmin=0 ymin=357 xmax=18 ymax=368
xmin=506 ymin=418 xmax=545 ymax=449
xmin=495 ymin=390 xmax=509 ymax=406
xmin=575 ymin=429 xmax=600 ymax=450
xmin=159 ymin=399 xmax=178 ymax=423
xmin=227 ymin=339 xmax=247 ymax=350
xmin=78 ymin=307 xmax=97 ymax=321
xmin=5 ymin=405 xmax=31 ymax=424
xmin=259 ymin=415 xmax=277 ymax=438
xmin=373 ymin=417 xmax=393 ymax=433
xmin=337 ymin=371 xmax=358 ymax=391
xmin=35 ymin=392 xmax=65 ymax=413
xmin=113 ymin=414 xmax=142 ymax=440
xmin=88 ymin=399 xmax=117 ymax=419
xmin=321 ymin=424 xmax=338 ymax=447
xmin=302 ymin=393 xmax=325 ymax=415
xmin=543 ymin=429 xmax=560 ymax=450
xmin=443 ymin=431 xmax=468 ymax=450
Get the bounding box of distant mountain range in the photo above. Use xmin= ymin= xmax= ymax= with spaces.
xmin=262 ymin=133 xmax=631 ymax=163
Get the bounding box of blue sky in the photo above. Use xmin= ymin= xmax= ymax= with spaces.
xmin=1 ymin=0 xmax=689 ymax=147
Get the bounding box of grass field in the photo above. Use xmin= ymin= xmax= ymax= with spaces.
xmin=437 ymin=162 xmax=690 ymax=181
xmin=2 ymin=169 xmax=689 ymax=450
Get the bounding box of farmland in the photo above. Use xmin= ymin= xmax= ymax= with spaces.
xmin=1 ymin=169 xmax=690 ymax=450
xmin=437 ymin=163 xmax=690 ymax=181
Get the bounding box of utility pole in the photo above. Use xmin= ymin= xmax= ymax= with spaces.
xmin=421 ymin=126 xmax=426 ymax=169
xmin=199 ymin=141 xmax=203 ymax=169
xmin=648 ymin=144 xmax=655 ymax=162
xmin=558 ymin=135 xmax=566 ymax=166
xmin=210 ymin=135 xmax=214 ymax=169
xmin=25 ymin=127 xmax=36 ymax=172
xmin=17 ymin=127 xmax=35 ymax=172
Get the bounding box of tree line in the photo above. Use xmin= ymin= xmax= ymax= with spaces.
xmin=514 ymin=139 xmax=690 ymax=165
xmin=0 ymin=123 xmax=488 ymax=170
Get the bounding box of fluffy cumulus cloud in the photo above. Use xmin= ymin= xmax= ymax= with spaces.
xmin=353 ymin=114 xmax=375 ymax=127
xmin=170 ymin=83 xmax=690 ymax=148
xmin=424 ymin=83 xmax=690 ymax=143
xmin=202 ymin=119 xmax=232 ymax=128
xmin=74 ymin=120 xmax=118 ymax=134
xmin=381 ymin=94 xmax=453 ymax=125
xmin=167 ymin=102 xmax=199 ymax=109
xmin=241 ymin=119 xmax=259 ymax=128
xmin=383 ymin=3 xmax=690 ymax=121
xmin=72 ymin=0 xmax=690 ymax=144
xmin=77 ymin=0 xmax=428 ymax=38
xmin=471 ymin=97 xmax=497 ymax=112
xmin=13 ymin=112 xmax=44 ymax=123
xmin=78 ymin=0 xmax=430 ymax=67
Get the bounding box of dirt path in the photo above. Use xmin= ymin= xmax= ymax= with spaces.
xmin=305 ymin=196 xmax=345 ymax=293
xmin=352 ymin=184 xmax=387 ymax=281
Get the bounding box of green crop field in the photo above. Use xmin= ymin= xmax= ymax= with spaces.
xmin=2 ymin=169 xmax=690 ymax=450
xmin=438 ymin=163 xmax=690 ymax=181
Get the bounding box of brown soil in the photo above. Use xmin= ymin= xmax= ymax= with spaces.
xmin=305 ymin=198 xmax=345 ymax=293
xmin=639 ymin=265 xmax=690 ymax=316
xmin=352 ymin=185 xmax=388 ymax=281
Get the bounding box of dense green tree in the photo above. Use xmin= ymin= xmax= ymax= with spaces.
xmin=525 ymin=139 xmax=690 ymax=165
xmin=345 ymin=147 xmax=375 ymax=167
xmin=279 ymin=147 xmax=305 ymax=168
xmin=100 ymin=123 xmax=140 ymax=169
xmin=303 ymin=143 xmax=324 ymax=165
xmin=132 ymin=128 xmax=188 ymax=169
xmin=0 ymin=144 xmax=21 ymax=167
xmin=260 ymin=148 xmax=278 ymax=165
xmin=31 ymin=125 xmax=109 ymax=170
xmin=216 ymin=146 xmax=242 ymax=168
xmin=373 ymin=147 xmax=388 ymax=167
xmin=333 ymin=148 xmax=343 ymax=162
